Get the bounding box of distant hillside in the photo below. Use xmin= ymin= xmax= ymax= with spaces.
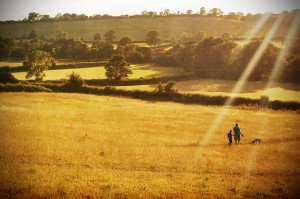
xmin=0 ymin=15 xmax=297 ymax=41
xmin=0 ymin=16 xmax=273 ymax=41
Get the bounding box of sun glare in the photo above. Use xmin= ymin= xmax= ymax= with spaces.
xmin=238 ymin=11 xmax=300 ymax=194
xmin=197 ymin=14 xmax=286 ymax=147
xmin=264 ymin=11 xmax=300 ymax=90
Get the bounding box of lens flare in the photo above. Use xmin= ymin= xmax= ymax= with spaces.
xmin=264 ymin=11 xmax=300 ymax=90
xmin=199 ymin=14 xmax=285 ymax=146
xmin=244 ymin=12 xmax=272 ymax=43
xmin=238 ymin=11 xmax=300 ymax=194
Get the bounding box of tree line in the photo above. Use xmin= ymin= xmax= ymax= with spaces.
xmin=1 ymin=9 xmax=299 ymax=23
xmin=153 ymin=34 xmax=300 ymax=82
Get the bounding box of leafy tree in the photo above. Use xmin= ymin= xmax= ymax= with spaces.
xmin=118 ymin=37 xmax=132 ymax=46
xmin=71 ymin=40 xmax=89 ymax=60
xmin=28 ymin=12 xmax=40 ymax=21
xmin=193 ymin=37 xmax=223 ymax=68
xmin=94 ymin=33 xmax=101 ymax=41
xmin=51 ymin=38 xmax=73 ymax=58
xmin=22 ymin=38 xmax=43 ymax=57
xmin=145 ymin=31 xmax=162 ymax=47
xmin=186 ymin=9 xmax=193 ymax=15
xmin=226 ymin=12 xmax=238 ymax=20
xmin=164 ymin=9 xmax=170 ymax=16
xmin=124 ymin=44 xmax=136 ymax=57
xmin=0 ymin=37 xmax=17 ymax=58
xmin=92 ymin=41 xmax=114 ymax=59
xmin=105 ymin=54 xmax=132 ymax=80
xmin=23 ymin=50 xmax=55 ymax=81
xmin=200 ymin=7 xmax=206 ymax=16
xmin=208 ymin=8 xmax=223 ymax=17
xmin=55 ymin=30 xmax=68 ymax=40
xmin=41 ymin=15 xmax=51 ymax=21
xmin=209 ymin=41 xmax=237 ymax=68
xmin=154 ymin=81 xmax=178 ymax=96
xmin=104 ymin=30 xmax=117 ymax=43
xmin=235 ymin=40 xmax=279 ymax=80
xmin=65 ymin=72 xmax=85 ymax=90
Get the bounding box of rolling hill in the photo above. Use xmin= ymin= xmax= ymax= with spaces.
xmin=0 ymin=15 xmax=289 ymax=41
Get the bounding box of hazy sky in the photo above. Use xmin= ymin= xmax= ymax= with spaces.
xmin=0 ymin=0 xmax=299 ymax=21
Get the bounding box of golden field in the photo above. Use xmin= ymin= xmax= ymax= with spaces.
xmin=0 ymin=92 xmax=299 ymax=198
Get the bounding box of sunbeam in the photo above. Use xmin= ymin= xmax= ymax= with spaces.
xmin=244 ymin=12 xmax=272 ymax=43
xmin=238 ymin=11 xmax=300 ymax=195
xmin=199 ymin=14 xmax=285 ymax=146
xmin=264 ymin=11 xmax=300 ymax=90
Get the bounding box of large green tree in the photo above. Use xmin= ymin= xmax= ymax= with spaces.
xmin=28 ymin=12 xmax=40 ymax=21
xmin=145 ymin=31 xmax=162 ymax=47
xmin=23 ymin=50 xmax=55 ymax=81
xmin=94 ymin=33 xmax=101 ymax=41
xmin=105 ymin=54 xmax=132 ymax=80
xmin=104 ymin=30 xmax=117 ymax=43
xmin=118 ymin=37 xmax=132 ymax=46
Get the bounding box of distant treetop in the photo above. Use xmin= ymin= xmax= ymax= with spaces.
xmin=1 ymin=8 xmax=298 ymax=23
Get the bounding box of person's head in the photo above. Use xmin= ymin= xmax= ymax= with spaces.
xmin=230 ymin=130 xmax=232 ymax=132
xmin=236 ymin=123 xmax=238 ymax=126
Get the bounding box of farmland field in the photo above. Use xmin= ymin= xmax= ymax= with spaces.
xmin=0 ymin=92 xmax=299 ymax=198
xmin=11 ymin=64 xmax=182 ymax=80
xmin=0 ymin=17 xmax=246 ymax=41
xmin=7 ymin=61 xmax=300 ymax=102
xmin=116 ymin=79 xmax=300 ymax=102
xmin=0 ymin=60 xmax=102 ymax=68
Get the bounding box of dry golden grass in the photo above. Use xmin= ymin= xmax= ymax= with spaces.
xmin=116 ymin=79 xmax=300 ymax=102
xmin=0 ymin=93 xmax=299 ymax=198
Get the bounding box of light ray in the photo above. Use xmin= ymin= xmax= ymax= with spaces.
xmin=199 ymin=14 xmax=285 ymax=146
xmin=264 ymin=11 xmax=300 ymax=90
xmin=244 ymin=12 xmax=272 ymax=43
xmin=238 ymin=11 xmax=300 ymax=195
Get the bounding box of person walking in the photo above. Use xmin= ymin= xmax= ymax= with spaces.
xmin=233 ymin=123 xmax=243 ymax=144
xmin=227 ymin=130 xmax=233 ymax=146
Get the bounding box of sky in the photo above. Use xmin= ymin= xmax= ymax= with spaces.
xmin=0 ymin=0 xmax=299 ymax=21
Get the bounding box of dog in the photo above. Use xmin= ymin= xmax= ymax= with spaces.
xmin=252 ymin=138 xmax=262 ymax=144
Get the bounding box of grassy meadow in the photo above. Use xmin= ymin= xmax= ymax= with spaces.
xmin=11 ymin=64 xmax=182 ymax=80
xmin=116 ymin=79 xmax=300 ymax=102
xmin=0 ymin=92 xmax=299 ymax=198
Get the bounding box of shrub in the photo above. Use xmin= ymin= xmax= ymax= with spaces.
xmin=154 ymin=81 xmax=178 ymax=96
xmin=0 ymin=83 xmax=52 ymax=92
xmin=64 ymin=72 xmax=85 ymax=91
xmin=0 ymin=66 xmax=18 ymax=83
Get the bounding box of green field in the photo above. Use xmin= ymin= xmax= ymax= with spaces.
xmin=0 ymin=92 xmax=299 ymax=198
